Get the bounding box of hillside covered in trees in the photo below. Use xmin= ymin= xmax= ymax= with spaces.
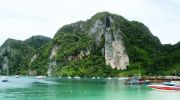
xmin=0 ymin=36 xmax=51 ymax=75
xmin=0 ymin=12 xmax=179 ymax=77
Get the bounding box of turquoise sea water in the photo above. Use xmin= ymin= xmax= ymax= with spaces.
xmin=0 ymin=77 xmax=179 ymax=100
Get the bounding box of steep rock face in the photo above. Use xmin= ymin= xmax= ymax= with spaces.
xmin=30 ymin=12 xmax=131 ymax=76
xmin=0 ymin=39 xmax=34 ymax=75
xmin=0 ymin=36 xmax=51 ymax=75
xmin=30 ymin=12 xmax=177 ymax=76
xmin=29 ymin=54 xmax=38 ymax=75
xmin=31 ymin=54 xmax=38 ymax=62
xmin=67 ymin=49 xmax=90 ymax=61
xmin=0 ymin=48 xmax=10 ymax=75
xmin=104 ymin=28 xmax=129 ymax=69
xmin=2 ymin=55 xmax=9 ymax=74
xmin=90 ymin=19 xmax=104 ymax=44
xmin=29 ymin=42 xmax=52 ymax=75
xmin=0 ymin=12 xmax=178 ymax=76
xmin=89 ymin=16 xmax=129 ymax=69
xmin=48 ymin=45 xmax=59 ymax=76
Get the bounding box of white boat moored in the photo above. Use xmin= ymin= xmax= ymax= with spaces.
xmin=67 ymin=76 xmax=72 ymax=79
xmin=36 ymin=76 xmax=45 ymax=79
xmin=2 ymin=77 xmax=8 ymax=82
xmin=74 ymin=76 xmax=81 ymax=79
xmin=15 ymin=75 xmax=19 ymax=78
xmin=97 ymin=77 xmax=100 ymax=79
xmin=107 ymin=77 xmax=112 ymax=80
xmin=92 ymin=77 xmax=96 ymax=79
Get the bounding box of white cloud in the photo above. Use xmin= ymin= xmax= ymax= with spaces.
xmin=0 ymin=0 xmax=179 ymax=45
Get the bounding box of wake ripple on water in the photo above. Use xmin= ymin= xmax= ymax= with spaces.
xmin=0 ymin=76 xmax=59 ymax=89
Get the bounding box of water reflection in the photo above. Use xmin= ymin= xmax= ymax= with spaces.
xmin=0 ymin=77 xmax=180 ymax=100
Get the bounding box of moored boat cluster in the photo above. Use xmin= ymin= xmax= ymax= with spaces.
xmin=148 ymin=82 xmax=180 ymax=91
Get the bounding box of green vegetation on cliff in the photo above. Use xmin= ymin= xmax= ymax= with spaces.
xmin=55 ymin=55 xmax=119 ymax=77
xmin=29 ymin=42 xmax=52 ymax=75
xmin=0 ymin=36 xmax=52 ymax=75
xmin=25 ymin=35 xmax=51 ymax=49
xmin=54 ymin=30 xmax=93 ymax=62
xmin=29 ymin=12 xmax=179 ymax=76
xmin=0 ymin=39 xmax=34 ymax=75
xmin=0 ymin=12 xmax=179 ymax=76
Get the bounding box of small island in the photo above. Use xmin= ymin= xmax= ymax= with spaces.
xmin=0 ymin=12 xmax=179 ymax=78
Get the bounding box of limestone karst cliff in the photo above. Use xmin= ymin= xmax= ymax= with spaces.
xmin=29 ymin=12 xmax=179 ymax=76
xmin=0 ymin=36 xmax=51 ymax=75
xmin=0 ymin=12 xmax=179 ymax=76
xmin=27 ymin=12 xmax=180 ymax=76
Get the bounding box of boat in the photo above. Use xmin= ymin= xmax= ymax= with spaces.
xmin=97 ymin=77 xmax=100 ymax=79
xmin=107 ymin=77 xmax=112 ymax=80
xmin=15 ymin=75 xmax=19 ymax=78
xmin=1 ymin=77 xmax=8 ymax=82
xmin=67 ymin=76 xmax=72 ymax=79
xmin=125 ymin=77 xmax=150 ymax=84
xmin=36 ymin=76 xmax=44 ymax=79
xmin=74 ymin=76 xmax=81 ymax=79
xmin=148 ymin=84 xmax=180 ymax=91
xmin=164 ymin=81 xmax=180 ymax=86
xmin=92 ymin=77 xmax=96 ymax=79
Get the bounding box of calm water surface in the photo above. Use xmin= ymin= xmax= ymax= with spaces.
xmin=0 ymin=76 xmax=179 ymax=100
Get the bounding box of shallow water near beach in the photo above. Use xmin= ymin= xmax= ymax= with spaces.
xmin=0 ymin=76 xmax=179 ymax=100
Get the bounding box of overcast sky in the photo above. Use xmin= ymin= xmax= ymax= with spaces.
xmin=0 ymin=0 xmax=180 ymax=46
